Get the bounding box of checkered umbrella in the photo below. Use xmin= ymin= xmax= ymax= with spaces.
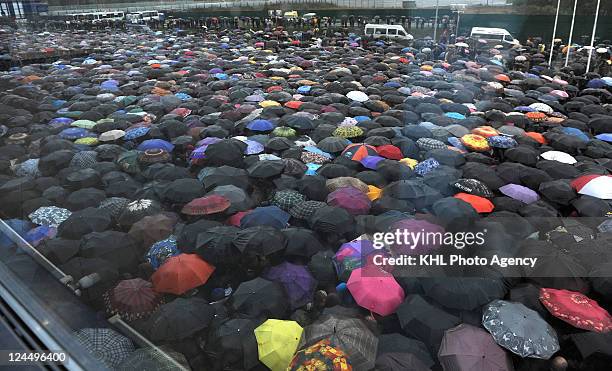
xmin=271 ymin=190 xmax=306 ymax=211
xmin=70 ymin=151 xmax=98 ymax=169
xmin=117 ymin=347 xmax=190 ymax=371
xmin=289 ymin=201 xmax=327 ymax=220
xmin=74 ymin=328 xmax=135 ymax=368
xmin=28 ymin=206 xmax=72 ymax=228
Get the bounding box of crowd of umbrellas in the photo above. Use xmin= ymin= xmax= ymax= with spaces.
xmin=0 ymin=25 xmax=611 ymax=371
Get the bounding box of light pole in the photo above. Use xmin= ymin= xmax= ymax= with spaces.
xmin=565 ymin=0 xmax=578 ymax=67
xmin=548 ymin=0 xmax=561 ymax=67
xmin=433 ymin=0 xmax=439 ymax=41
xmin=585 ymin=0 xmax=601 ymax=73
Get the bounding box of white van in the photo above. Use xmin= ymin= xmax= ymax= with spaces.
xmin=364 ymin=24 xmax=413 ymax=42
xmin=470 ymin=27 xmax=520 ymax=47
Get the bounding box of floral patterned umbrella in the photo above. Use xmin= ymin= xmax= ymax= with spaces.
xmin=28 ymin=206 xmax=72 ymax=228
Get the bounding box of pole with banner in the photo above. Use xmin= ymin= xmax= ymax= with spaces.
xmin=565 ymin=0 xmax=578 ymax=67
xmin=433 ymin=0 xmax=439 ymax=41
xmin=548 ymin=0 xmax=561 ymax=66
xmin=585 ymin=0 xmax=601 ymax=73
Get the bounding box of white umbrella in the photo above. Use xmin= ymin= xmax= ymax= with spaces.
xmin=99 ymin=130 xmax=126 ymax=142
xmin=540 ymin=150 xmax=577 ymax=164
xmin=346 ymin=90 xmax=369 ymax=103
xmin=529 ymin=103 xmax=554 ymax=114
xmin=455 ymin=42 xmax=469 ymax=48
xmin=575 ymin=175 xmax=612 ymax=199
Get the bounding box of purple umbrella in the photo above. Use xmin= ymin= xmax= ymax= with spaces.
xmin=326 ymin=186 xmax=371 ymax=215
xmin=499 ymin=183 xmax=539 ymax=204
xmin=388 ymin=218 xmax=445 ymax=255
xmin=245 ymin=94 xmax=265 ymax=103
xmin=196 ymin=137 xmax=223 ymax=147
xmin=439 ymin=323 xmax=514 ymax=371
xmin=360 ymin=155 xmax=385 ymax=170
xmin=263 ymin=262 xmax=315 ymax=310
xmin=244 ymin=140 xmax=265 ymax=155
xmin=333 ymin=239 xmax=378 ymax=281
xmin=189 ymin=146 xmax=208 ymax=161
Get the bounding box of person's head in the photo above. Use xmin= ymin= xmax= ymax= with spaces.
xmin=550 ymin=356 xmax=568 ymax=371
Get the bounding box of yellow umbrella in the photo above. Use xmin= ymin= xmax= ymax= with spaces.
xmin=260 ymin=100 xmax=281 ymax=108
xmin=367 ymin=185 xmax=382 ymax=201
xmin=74 ymin=137 xmax=99 ymax=146
xmin=399 ymin=158 xmax=418 ymax=169
xmin=254 ymin=319 xmax=303 ymax=371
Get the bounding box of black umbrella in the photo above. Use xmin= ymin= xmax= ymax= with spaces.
xmin=420 ymin=277 xmax=508 ymax=311
xmin=383 ymin=180 xmax=442 ymax=210
xmin=307 ymin=249 xmax=337 ymax=287
xmin=508 ymin=283 xmax=548 ymax=317
xmin=79 ymin=231 xmax=139 ymax=272
xmin=377 ymin=333 xmax=434 ymax=368
xmin=117 ymin=199 xmax=163 ymax=227
xmin=247 ymin=160 xmax=285 ymax=179
xmin=307 ymin=206 xmax=354 ymax=235
xmin=201 ymin=165 xmax=250 ymax=191
xmin=233 ymin=226 xmax=286 ymax=257
xmin=146 ymin=297 xmax=215 ymax=341
xmin=204 ymin=139 xmax=246 ymax=168
xmin=282 ymin=227 xmax=324 ymax=259
xmin=161 ymin=178 xmax=204 ymax=204
xmin=58 ymin=207 xmax=112 ymax=239
xmin=207 ymin=318 xmax=260 ymax=371
xmin=206 ymin=185 xmax=253 ymax=213
xmin=194 ymin=226 xmax=241 ymax=266
xmin=37 ymin=238 xmax=80 ymax=265
xmin=396 ymin=295 xmax=460 ymax=353
xmin=229 ymin=277 xmax=288 ymax=319
xmin=375 ymin=353 xmax=431 ymax=371
xmin=64 ymin=188 xmax=107 ymax=210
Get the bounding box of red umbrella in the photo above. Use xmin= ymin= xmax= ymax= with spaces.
xmin=104 ymin=278 xmax=164 ymax=321
xmin=539 ymin=288 xmax=612 ymax=333
xmin=570 ymin=174 xmax=612 ymax=199
xmin=152 ymin=254 xmax=215 ymax=295
xmin=376 ymin=144 xmax=403 ymax=160
xmin=326 ymin=186 xmax=371 ymax=215
xmin=181 ymin=195 xmax=231 ymax=215
xmin=347 ymin=266 xmax=405 ymax=316
xmin=341 ymin=143 xmax=378 ymax=161
xmin=226 ymin=210 xmax=253 ymax=226
xmin=454 ymin=193 xmax=494 ymax=213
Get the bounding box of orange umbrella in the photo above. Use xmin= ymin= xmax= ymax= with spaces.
xmin=152 ymin=254 xmax=215 ymax=295
xmin=454 ymin=193 xmax=494 ymax=213
xmin=526 ymin=112 xmax=547 ymax=122
xmin=525 ymin=132 xmax=547 ymax=144
xmin=495 ymin=74 xmax=511 ymax=82
xmin=471 ymin=126 xmax=499 ymax=138
xmin=284 ymin=101 xmax=303 ymax=109
xmin=460 ymin=134 xmax=491 ymax=152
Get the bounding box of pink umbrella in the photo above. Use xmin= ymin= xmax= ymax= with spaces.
xmin=326 ymin=186 xmax=371 ymax=215
xmin=347 ymin=266 xmax=405 ymax=316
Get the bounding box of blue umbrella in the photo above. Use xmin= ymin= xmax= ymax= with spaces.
xmin=59 ymin=127 xmax=94 ymax=140
xmin=514 ymin=106 xmax=536 ymax=112
xmin=587 ymin=79 xmax=606 ymax=89
xmin=48 ymin=117 xmax=73 ymax=128
xmin=240 ymin=206 xmax=290 ymax=230
xmin=175 ymin=92 xmax=192 ymax=101
xmin=383 ymin=81 xmax=401 ymax=88
xmin=354 ymin=116 xmax=370 ymax=122
xmin=415 ymin=158 xmax=440 ymax=176
xmin=214 ymin=73 xmax=228 ymax=80
xmin=297 ymin=86 xmax=311 ymax=94
xmin=445 ymin=112 xmax=466 ymax=120
xmin=24 ymin=226 xmax=57 ymax=247
xmin=595 ymin=133 xmax=612 ymax=142
xmin=360 ymin=155 xmax=385 ymax=170
xmin=244 ymin=140 xmax=265 ymax=155
xmin=247 ymin=119 xmax=275 ymax=132
xmin=304 ymin=146 xmax=332 ymax=159
xmin=305 ymin=163 xmax=321 ymax=175
xmin=561 ymin=127 xmax=589 ymax=142
xmin=447 ymin=137 xmax=467 ymax=151
xmin=146 ymin=235 xmax=179 ymax=269
xmin=487 ymin=135 xmax=518 ymax=149
xmin=137 ymin=139 xmax=175 ymax=152
xmin=124 ymin=127 xmax=150 ymax=140
xmin=0 ymin=219 xmax=31 ymax=248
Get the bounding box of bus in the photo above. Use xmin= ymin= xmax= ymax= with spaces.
xmin=65 ymin=11 xmax=125 ymax=25
xmin=126 ymin=11 xmax=163 ymax=24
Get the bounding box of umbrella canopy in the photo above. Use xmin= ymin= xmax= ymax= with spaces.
xmin=181 ymin=195 xmax=230 ymax=215
xmin=346 ymin=266 xmax=405 ymax=316
xmin=147 ymin=297 xmax=215 ymax=341
xmin=255 ymin=319 xmax=304 ymax=371
xmin=482 ymin=300 xmax=559 ymax=359
xmin=230 ymin=277 xmax=288 ymax=319
xmin=438 ymin=323 xmax=514 ymax=371
xmin=539 ymin=288 xmax=612 ymax=333
xmin=28 ymin=206 xmax=72 ymax=228
xmin=499 ymin=184 xmax=539 ymax=204
xmin=303 ymin=315 xmax=378 ymax=371
xmin=263 ymin=262 xmax=316 ymax=310
xmin=151 ymin=254 xmax=215 ymax=295
xmin=342 ymin=143 xmax=378 ymax=162
xmin=74 ymin=328 xmax=134 ymax=368
xmin=117 ymin=347 xmax=189 ymax=371
xmin=571 ymin=174 xmax=612 ymax=199
xmin=421 ymin=277 xmax=507 ymax=311
xmin=288 ymin=339 xmax=353 ymax=371
xmin=104 ymin=278 xmax=164 ymax=321
xmin=451 ymin=179 xmax=494 ymax=198
xmin=453 ymin=193 xmax=494 ymax=213
xmin=240 ymin=206 xmax=290 ymax=229
xmin=209 ymin=318 xmax=260 ymax=371
xmin=327 ymin=187 xmax=371 ymax=215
